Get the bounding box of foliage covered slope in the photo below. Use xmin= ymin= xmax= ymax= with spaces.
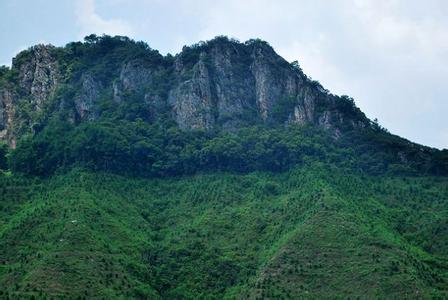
xmin=0 ymin=35 xmax=447 ymax=299
xmin=0 ymin=164 xmax=447 ymax=299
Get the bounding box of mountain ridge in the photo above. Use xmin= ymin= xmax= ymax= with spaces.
xmin=1 ymin=35 xmax=370 ymax=147
xmin=0 ymin=35 xmax=447 ymax=299
xmin=1 ymin=35 xmax=446 ymax=178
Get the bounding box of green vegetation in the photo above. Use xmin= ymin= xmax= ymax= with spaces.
xmin=0 ymin=142 xmax=8 ymax=170
xmin=0 ymin=165 xmax=447 ymax=299
xmin=1 ymin=35 xmax=447 ymax=298
xmin=9 ymin=115 xmax=447 ymax=178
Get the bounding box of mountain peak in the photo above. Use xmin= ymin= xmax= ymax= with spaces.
xmin=0 ymin=34 xmax=370 ymax=147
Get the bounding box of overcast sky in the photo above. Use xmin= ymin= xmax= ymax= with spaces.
xmin=1 ymin=0 xmax=447 ymax=149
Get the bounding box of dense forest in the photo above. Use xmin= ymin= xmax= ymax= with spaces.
xmin=5 ymin=118 xmax=448 ymax=178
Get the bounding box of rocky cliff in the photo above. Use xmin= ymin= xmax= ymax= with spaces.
xmin=0 ymin=35 xmax=370 ymax=147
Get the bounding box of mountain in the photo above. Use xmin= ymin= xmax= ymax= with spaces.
xmin=0 ymin=35 xmax=368 ymax=143
xmin=1 ymin=35 xmax=447 ymax=177
xmin=0 ymin=35 xmax=447 ymax=299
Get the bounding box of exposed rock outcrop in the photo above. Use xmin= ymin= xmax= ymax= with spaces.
xmin=169 ymin=53 xmax=215 ymax=129
xmin=165 ymin=39 xmax=360 ymax=132
xmin=165 ymin=39 xmax=367 ymax=132
xmin=75 ymin=74 xmax=102 ymax=121
xmin=209 ymin=43 xmax=256 ymax=128
xmin=251 ymin=43 xmax=291 ymax=120
xmin=12 ymin=45 xmax=60 ymax=109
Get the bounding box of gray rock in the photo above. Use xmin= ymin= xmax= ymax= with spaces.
xmin=169 ymin=53 xmax=215 ymax=129
xmin=120 ymin=60 xmax=154 ymax=92
xmin=13 ymin=44 xmax=60 ymax=109
xmin=75 ymin=74 xmax=102 ymax=121
xmin=209 ymin=43 xmax=256 ymax=127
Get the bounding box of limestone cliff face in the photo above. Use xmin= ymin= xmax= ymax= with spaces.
xmin=169 ymin=52 xmax=215 ymax=129
xmin=75 ymin=74 xmax=102 ymax=121
xmin=12 ymin=45 xmax=60 ymax=109
xmin=0 ymin=37 xmax=370 ymax=145
xmin=118 ymin=60 xmax=155 ymax=93
xmin=210 ymin=44 xmax=255 ymax=121
xmin=0 ymin=45 xmax=61 ymax=146
xmin=165 ymin=39 xmax=367 ymax=132
xmin=251 ymin=43 xmax=295 ymax=120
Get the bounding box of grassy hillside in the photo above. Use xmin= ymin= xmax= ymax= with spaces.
xmin=0 ymin=164 xmax=447 ymax=299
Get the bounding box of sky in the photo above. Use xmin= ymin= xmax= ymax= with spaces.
xmin=1 ymin=0 xmax=447 ymax=149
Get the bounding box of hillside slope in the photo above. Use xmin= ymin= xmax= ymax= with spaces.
xmin=0 ymin=35 xmax=447 ymax=299
xmin=1 ymin=165 xmax=447 ymax=299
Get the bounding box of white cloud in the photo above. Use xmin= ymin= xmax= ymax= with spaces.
xmin=75 ymin=0 xmax=134 ymax=38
